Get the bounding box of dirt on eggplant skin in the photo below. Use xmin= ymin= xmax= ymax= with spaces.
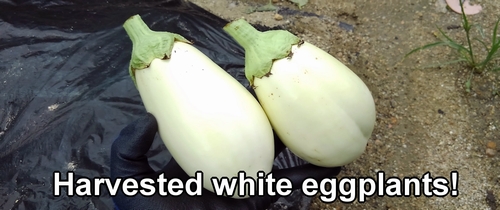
xmin=187 ymin=0 xmax=500 ymax=209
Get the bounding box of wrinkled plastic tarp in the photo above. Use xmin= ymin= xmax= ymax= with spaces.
xmin=0 ymin=0 xmax=310 ymax=209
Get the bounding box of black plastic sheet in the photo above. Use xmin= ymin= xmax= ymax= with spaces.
xmin=0 ymin=0 xmax=310 ymax=209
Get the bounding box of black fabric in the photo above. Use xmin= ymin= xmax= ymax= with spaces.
xmin=0 ymin=0 xmax=338 ymax=209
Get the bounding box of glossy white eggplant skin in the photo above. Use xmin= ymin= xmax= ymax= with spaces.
xmin=134 ymin=41 xmax=275 ymax=198
xmin=253 ymin=42 xmax=376 ymax=167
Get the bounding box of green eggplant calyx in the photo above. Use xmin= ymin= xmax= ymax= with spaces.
xmin=123 ymin=14 xmax=190 ymax=86
xmin=223 ymin=19 xmax=300 ymax=86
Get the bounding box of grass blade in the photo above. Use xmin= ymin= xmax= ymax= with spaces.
xmin=474 ymin=37 xmax=489 ymax=50
xmin=404 ymin=41 xmax=446 ymax=58
xmin=437 ymin=27 xmax=469 ymax=52
xmin=472 ymin=24 xmax=487 ymax=40
xmin=478 ymin=18 xmax=500 ymax=67
xmin=465 ymin=79 xmax=471 ymax=93
xmin=490 ymin=18 xmax=499 ymax=45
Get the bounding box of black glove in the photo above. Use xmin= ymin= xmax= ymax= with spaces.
xmin=110 ymin=113 xmax=341 ymax=210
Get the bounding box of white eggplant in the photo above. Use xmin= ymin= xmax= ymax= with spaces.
xmin=123 ymin=15 xmax=275 ymax=198
xmin=223 ymin=19 xmax=376 ymax=167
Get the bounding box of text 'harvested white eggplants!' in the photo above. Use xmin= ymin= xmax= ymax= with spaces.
xmin=123 ymin=15 xmax=275 ymax=198
xmin=223 ymin=19 xmax=376 ymax=167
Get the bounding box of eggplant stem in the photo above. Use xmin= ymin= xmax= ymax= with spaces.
xmin=223 ymin=19 xmax=300 ymax=85
xmin=123 ymin=15 xmax=190 ymax=86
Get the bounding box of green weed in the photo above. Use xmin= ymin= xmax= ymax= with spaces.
xmin=405 ymin=1 xmax=500 ymax=93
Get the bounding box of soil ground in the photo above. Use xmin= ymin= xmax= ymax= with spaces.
xmin=186 ymin=0 xmax=500 ymax=209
